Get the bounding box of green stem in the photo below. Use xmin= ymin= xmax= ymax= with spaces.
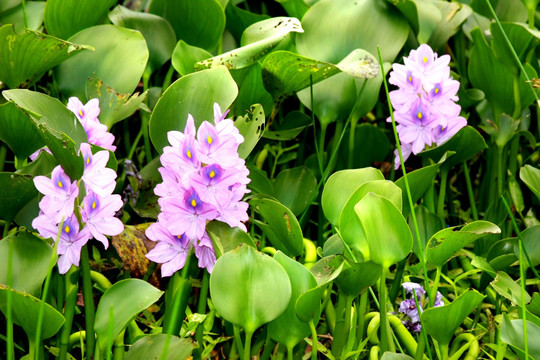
xmin=497 ymin=147 xmax=504 ymax=197
xmin=21 ymin=0 xmax=28 ymax=28
xmin=106 ymin=306 xmax=115 ymax=360
xmin=377 ymin=46 xmax=431 ymax=300
xmin=319 ymin=123 xmax=328 ymax=168
xmin=194 ymin=271 xmax=210 ymax=359
xmin=0 ymin=144 xmax=7 ymax=172
xmin=309 ymin=319 xmax=318 ymax=360
xmin=338 ymin=295 xmax=354 ymax=359
xmin=233 ymin=325 xmax=244 ymax=358
xmin=429 ymin=267 xmax=442 ymax=308
xmin=35 ymin=219 xmax=64 ymax=360
xmin=244 ymin=331 xmax=253 ymax=360
xmin=127 ymin=129 xmax=144 ymax=161
xmin=113 ymin=330 xmax=125 ymax=360
xmin=347 ymin=112 xmax=358 ymax=169
xmin=286 ymin=344 xmax=294 ymax=360
xmin=437 ymin=168 xmax=449 ymax=219
xmin=59 ymin=268 xmax=80 ymax=360
xmin=357 ymin=291 xmax=368 ymax=344
xmin=440 ymin=343 xmax=449 ymax=360
xmin=462 ymin=162 xmax=479 ymax=221
xmin=80 ymin=245 xmax=96 ymax=359
xmin=163 ymin=254 xmax=192 ymax=335
xmin=379 ymin=267 xmax=390 ymax=353
xmin=7 ymin=242 xmax=14 ymax=360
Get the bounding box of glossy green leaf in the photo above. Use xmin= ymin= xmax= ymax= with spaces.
xmin=262 ymin=49 xmax=379 ymax=101
xmin=0 ymin=102 xmax=44 ymax=159
xmin=500 ymin=315 xmax=540 ymax=360
xmin=263 ymin=110 xmax=312 ymax=140
xmin=471 ymin=0 xmax=528 ymax=22
xmin=94 ymin=279 xmax=164 ymax=354
xmin=44 ymin=0 xmax=117 ymax=39
xmin=0 ymin=2 xmax=46 ymax=31
xmin=247 ymin=165 xmax=274 ymax=195
xmin=149 ymin=0 xmax=225 ymax=51
xmin=149 ymin=66 xmax=238 ymax=153
xmin=296 ymin=255 xmax=345 ymax=323
xmin=335 ymin=260 xmax=381 ymax=298
xmin=338 ymin=123 xmax=391 ymax=169
xmin=0 ymin=231 xmax=52 ymax=296
xmin=409 ymin=205 xmax=443 ymax=259
xmin=419 ymin=126 xmax=487 ymax=170
xmin=235 ymin=104 xmax=265 ymax=159
xmin=426 ymin=221 xmax=501 ymax=267
xmin=171 ymin=40 xmax=212 ymax=76
xmin=125 ymin=334 xmax=194 ymax=360
xmin=322 ymin=167 xmax=384 ymax=226
xmin=3 ymin=89 xmax=87 ymax=179
xmin=354 ymin=193 xmax=413 ymax=268
xmin=520 ymin=165 xmax=540 ymax=202
xmin=491 ymin=22 xmax=540 ymax=71
xmin=197 ymin=17 xmax=303 ymax=71
xmin=85 ymin=76 xmax=147 ymax=129
xmin=209 ymin=244 xmax=291 ymax=333
xmin=516 ymin=225 xmax=540 ymax=267
xmin=421 ymin=290 xmax=485 ymax=346
xmin=224 ymin=2 xmax=270 ymax=44
xmin=491 ymin=271 xmax=531 ymax=306
xmin=108 ymin=5 xmax=176 ymax=74
xmin=0 ymin=173 xmax=37 ymax=223
xmin=205 ymin=220 xmax=255 ymax=259
xmin=229 ymin=64 xmax=274 ymax=117
xmin=392 ymin=0 xmax=441 ymax=44
xmin=0 ymin=24 xmax=88 ymax=89
xmin=250 ymin=196 xmax=304 ymax=257
xmin=468 ymin=28 xmax=515 ymax=115
xmin=56 ymin=24 xmax=149 ymax=100
xmin=0 ymin=286 xmax=64 ymax=340
xmin=268 ymin=252 xmax=317 ymax=348
xmin=429 ymin=1 xmax=472 ymax=51
xmin=339 ymin=180 xmax=402 ymax=260
xmin=273 ymin=166 xmax=317 ymax=216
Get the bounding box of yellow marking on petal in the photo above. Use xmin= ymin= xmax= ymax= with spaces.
xmin=58 ymin=180 xmax=63 ymax=188
xmin=423 ymin=56 xmax=428 ymax=63
xmin=191 ymin=199 xmax=197 ymax=207
xmin=417 ymin=111 xmax=423 ymax=119
xmin=207 ymin=135 xmax=213 ymax=144
xmin=408 ymin=75 xmax=412 ymax=82
xmin=434 ymin=87 xmax=439 ymax=94
xmin=79 ymin=109 xmax=84 ymax=118
xmin=186 ymin=150 xmax=192 ymax=158
xmin=209 ymin=170 xmax=215 ymax=178
xmin=177 ymin=235 xmax=182 ymax=240
xmin=92 ymin=201 xmax=96 ymax=209
xmin=86 ymin=156 xmax=90 ymax=165
xmin=64 ymin=225 xmax=70 ymax=233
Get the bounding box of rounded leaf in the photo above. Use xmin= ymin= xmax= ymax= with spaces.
xmin=273 ymin=166 xmax=317 ymax=216
xmin=210 ymin=245 xmax=291 ymax=333
xmin=125 ymin=334 xmax=194 ymax=360
xmin=56 ymin=24 xmax=149 ymax=99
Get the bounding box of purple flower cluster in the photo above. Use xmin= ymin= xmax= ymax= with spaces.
xmin=145 ymin=104 xmax=250 ymax=276
xmin=32 ymin=99 xmax=123 ymax=274
xmin=398 ymin=282 xmax=443 ymax=333
xmin=388 ymin=44 xmax=467 ymax=169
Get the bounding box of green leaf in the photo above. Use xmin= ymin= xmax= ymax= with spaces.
xmin=0 ymin=2 xmax=46 ymax=31
xmin=149 ymin=66 xmax=238 ymax=153
xmin=108 ymin=5 xmax=177 ymax=74
xmin=273 ymin=166 xmax=317 ymax=216
xmin=517 ymin=225 xmax=540 ymax=267
xmin=94 ymin=279 xmax=164 ymax=354
xmin=0 ymin=102 xmax=44 ymax=159
xmin=426 ymin=221 xmax=501 ymax=267
xmin=205 ymin=220 xmax=255 ymax=259
xmin=171 ymin=40 xmax=212 ymax=76
xmin=3 ymin=89 xmax=87 ymax=180
xmin=381 ymin=353 xmax=415 ymax=360
xmin=491 ymin=271 xmax=531 ymax=306
xmin=262 ymin=49 xmax=379 ymax=101
xmin=56 ymin=24 xmax=149 ymax=100
xmin=0 ymin=231 xmax=53 ymax=296
xmin=0 ymin=286 xmax=64 ymax=340
xmin=268 ymin=252 xmax=317 ymax=348
xmin=419 ymin=126 xmax=487 ymax=171
xmin=338 ymin=123 xmax=391 ymax=169
xmin=335 ymin=260 xmax=381 ymax=298
xmin=196 ymin=17 xmax=303 ymax=71
xmin=0 ymin=24 xmax=88 ymax=89
xmin=85 ymin=76 xmax=147 ymax=129
xmin=209 ymin=244 xmax=291 ymax=333
xmin=500 ymin=314 xmax=540 ymax=360
xmin=249 ymin=196 xmax=304 ymax=257
xmin=409 ymin=205 xmax=443 ymax=259
xmin=263 ymin=110 xmax=311 ymax=140
xmin=125 ymin=334 xmax=195 ymax=360
xmin=520 ymin=165 xmax=540 ymax=202
xmin=392 ymin=0 xmax=441 ymax=44
xmin=354 ymin=193 xmax=413 ymax=268
xmin=429 ymin=1 xmax=473 ymax=51
xmin=235 ymin=104 xmax=265 ymax=159
xmin=322 ymin=167 xmax=384 ymax=226
xmin=421 ymin=290 xmax=485 ymax=346
xmin=339 ymin=180 xmax=403 ymax=260
xmin=0 ymin=173 xmax=38 ymax=224
xmin=148 ymin=0 xmax=225 ymax=51
xmin=44 ymin=0 xmax=117 ymax=39
xmin=229 ymin=64 xmax=274 ymax=117
xmin=224 ymin=2 xmax=270 ymax=44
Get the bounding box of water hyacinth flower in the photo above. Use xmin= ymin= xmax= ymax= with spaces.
xmin=388 ymin=43 xmax=467 ymax=169
xmin=146 ymin=103 xmax=250 ymax=276
xmin=398 ymin=282 xmax=443 ymax=333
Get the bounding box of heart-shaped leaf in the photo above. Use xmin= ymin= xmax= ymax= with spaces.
xmin=273 ymin=166 xmax=317 ymax=216
xmin=209 ymin=244 xmax=291 ymax=333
